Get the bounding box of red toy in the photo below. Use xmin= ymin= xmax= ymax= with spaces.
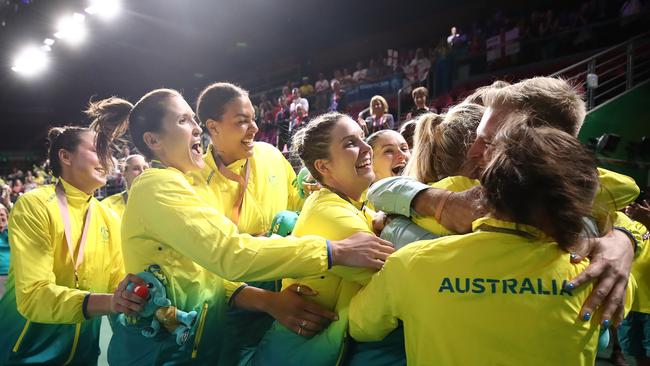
xmin=133 ymin=284 xmax=149 ymax=299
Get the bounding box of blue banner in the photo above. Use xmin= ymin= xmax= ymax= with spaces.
xmin=344 ymin=75 xmax=403 ymax=103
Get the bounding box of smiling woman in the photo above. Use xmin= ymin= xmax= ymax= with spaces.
xmin=248 ymin=113 xmax=405 ymax=366
xmin=194 ymin=82 xmax=332 ymax=365
xmin=194 ymin=82 xmax=303 ymax=235
xmin=366 ymin=129 xmax=410 ymax=183
xmin=83 ymin=90 xmax=394 ymax=365
xmin=0 ymin=125 xmax=145 ymax=365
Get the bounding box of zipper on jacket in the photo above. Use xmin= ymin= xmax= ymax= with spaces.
xmin=335 ymin=329 xmax=350 ymax=366
xmin=191 ymin=302 xmax=209 ymax=359
xmin=12 ymin=319 xmax=31 ymax=353
xmin=62 ymin=323 xmax=81 ymax=365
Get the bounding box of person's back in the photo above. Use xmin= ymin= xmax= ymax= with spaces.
xmin=352 ymin=217 xmax=604 ymax=365
xmin=350 ymin=120 xmax=636 ymax=366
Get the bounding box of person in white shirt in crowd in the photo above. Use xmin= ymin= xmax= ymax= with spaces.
xmin=290 ymin=88 xmax=309 ymax=116
xmin=352 ymin=61 xmax=368 ymax=83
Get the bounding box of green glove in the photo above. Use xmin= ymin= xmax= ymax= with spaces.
xmin=293 ymin=167 xmax=315 ymax=199
xmin=268 ymin=210 xmax=299 ymax=237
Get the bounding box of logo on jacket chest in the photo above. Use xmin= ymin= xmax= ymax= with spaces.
xmin=100 ymin=227 xmax=110 ymax=242
xmin=267 ymin=175 xmax=278 ymax=186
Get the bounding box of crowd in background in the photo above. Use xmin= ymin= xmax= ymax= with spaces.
xmin=250 ymin=0 xmax=648 ymax=150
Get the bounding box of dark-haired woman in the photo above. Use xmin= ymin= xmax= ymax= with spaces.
xmin=0 ymin=127 xmax=145 ymax=365
xmin=86 ymin=91 xmax=393 ymax=365
xmin=194 ymin=83 xmax=330 ymax=364
xmin=349 ymin=122 xmax=636 ymax=365
xmin=195 ymin=82 xmax=303 ymax=236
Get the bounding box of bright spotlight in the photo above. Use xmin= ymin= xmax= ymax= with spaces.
xmin=72 ymin=12 xmax=86 ymax=23
xmin=11 ymin=46 xmax=48 ymax=77
xmin=54 ymin=13 xmax=86 ymax=44
xmin=85 ymin=0 xmax=121 ymax=19
xmin=54 ymin=13 xmax=87 ymax=44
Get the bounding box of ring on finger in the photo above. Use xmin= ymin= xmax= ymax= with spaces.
xmin=300 ymin=320 xmax=308 ymax=329
xmin=296 ymin=285 xmax=301 ymax=294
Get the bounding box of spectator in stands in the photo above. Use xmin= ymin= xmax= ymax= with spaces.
xmin=0 ymin=203 xmax=9 ymax=297
xmin=377 ymin=51 xmax=393 ymax=74
xmin=10 ymin=179 xmax=23 ymax=203
xmin=282 ymin=86 xmax=293 ymax=105
xmin=299 ymin=76 xmax=314 ymax=97
xmin=329 ymin=79 xmax=347 ymax=113
xmin=276 ymin=96 xmax=292 ymax=151
xmin=447 ymin=26 xmax=459 ymax=46
xmin=573 ymin=4 xmax=594 ymax=50
xmin=352 ymin=61 xmax=368 ymax=83
xmin=118 ymin=145 xmax=130 ymax=160
xmin=315 ymin=73 xmax=330 ymax=94
xmin=7 ymin=168 xmax=23 ymax=181
xmin=621 ymin=0 xmax=642 ymax=17
xmin=101 ymin=154 xmax=148 ymax=218
xmin=290 ymin=88 xmax=309 ymax=116
xmin=331 ymin=69 xmax=343 ymax=86
xmin=265 ymin=100 xmax=278 ymax=144
xmin=434 ymin=41 xmax=452 ymax=94
xmin=315 ymin=72 xmax=330 ymax=112
xmin=342 ymin=68 xmax=354 ymax=86
xmin=403 ymin=49 xmax=416 ymax=68
xmin=406 ymin=87 xmax=431 ymax=120
xmin=290 ymin=103 xmax=309 ymax=132
xmin=408 ymin=48 xmax=431 ymax=87
xmin=23 ymin=173 xmax=37 ymax=192
xmin=0 ymin=184 xmax=11 ymax=212
xmin=539 ymin=9 xmax=560 ymax=58
xmin=365 ymin=95 xmax=395 ymax=135
xmin=366 ymin=59 xmax=380 ymax=81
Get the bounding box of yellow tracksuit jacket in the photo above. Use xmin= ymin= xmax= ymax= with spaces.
xmin=350 ymin=217 xmax=636 ymax=366
xmin=249 ymin=188 xmax=378 ymax=366
xmin=109 ymin=166 xmax=330 ymax=365
xmin=196 ymin=143 xmax=302 ymax=235
xmin=195 ymin=143 xmax=304 ymax=365
xmin=0 ymin=179 xmax=124 ymax=365
xmin=101 ymin=191 xmax=127 ymax=219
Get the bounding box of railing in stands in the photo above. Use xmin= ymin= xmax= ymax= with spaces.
xmin=551 ymin=31 xmax=650 ymax=110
